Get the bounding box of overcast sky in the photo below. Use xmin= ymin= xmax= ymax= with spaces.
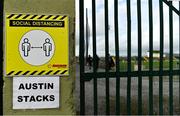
xmin=75 ymin=0 xmax=180 ymax=57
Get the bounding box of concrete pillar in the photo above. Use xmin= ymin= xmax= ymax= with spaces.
xmin=3 ymin=0 xmax=75 ymax=115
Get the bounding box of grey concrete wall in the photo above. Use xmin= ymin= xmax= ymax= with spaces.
xmin=3 ymin=0 xmax=75 ymax=115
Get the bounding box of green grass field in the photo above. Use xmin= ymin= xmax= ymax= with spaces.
xmin=118 ymin=60 xmax=179 ymax=71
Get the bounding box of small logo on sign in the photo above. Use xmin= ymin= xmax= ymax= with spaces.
xmin=48 ymin=64 xmax=67 ymax=68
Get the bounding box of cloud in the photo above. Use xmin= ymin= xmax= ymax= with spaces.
xmin=76 ymin=0 xmax=180 ymax=56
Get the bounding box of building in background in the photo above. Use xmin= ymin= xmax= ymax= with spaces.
xmin=146 ymin=50 xmax=166 ymax=58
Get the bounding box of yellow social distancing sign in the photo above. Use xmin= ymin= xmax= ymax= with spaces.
xmin=4 ymin=14 xmax=69 ymax=77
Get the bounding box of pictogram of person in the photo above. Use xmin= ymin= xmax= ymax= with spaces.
xmin=22 ymin=38 xmax=31 ymax=57
xmin=43 ymin=38 xmax=52 ymax=57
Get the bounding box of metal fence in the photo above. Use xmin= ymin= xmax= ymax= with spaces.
xmin=79 ymin=0 xmax=180 ymax=115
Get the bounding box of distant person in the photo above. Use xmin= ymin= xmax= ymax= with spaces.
xmin=110 ymin=56 xmax=115 ymax=68
xmin=87 ymin=55 xmax=93 ymax=69
xmin=94 ymin=54 xmax=100 ymax=71
xmin=108 ymin=54 xmax=115 ymax=70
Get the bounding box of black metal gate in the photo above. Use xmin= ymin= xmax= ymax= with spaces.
xmin=79 ymin=0 xmax=180 ymax=115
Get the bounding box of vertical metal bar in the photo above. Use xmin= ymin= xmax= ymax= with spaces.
xmin=159 ymin=0 xmax=164 ymax=114
xmin=127 ymin=0 xmax=131 ymax=114
xmin=114 ymin=0 xmax=120 ymax=114
xmin=0 ymin=0 xmax=3 ymax=115
xmin=79 ymin=0 xmax=85 ymax=114
xmin=137 ymin=0 xmax=142 ymax=114
xmin=148 ymin=0 xmax=153 ymax=114
xmin=104 ymin=0 xmax=110 ymax=114
xmin=92 ymin=0 xmax=98 ymax=114
xmin=169 ymin=1 xmax=173 ymax=114
xmin=85 ymin=8 xmax=89 ymax=61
